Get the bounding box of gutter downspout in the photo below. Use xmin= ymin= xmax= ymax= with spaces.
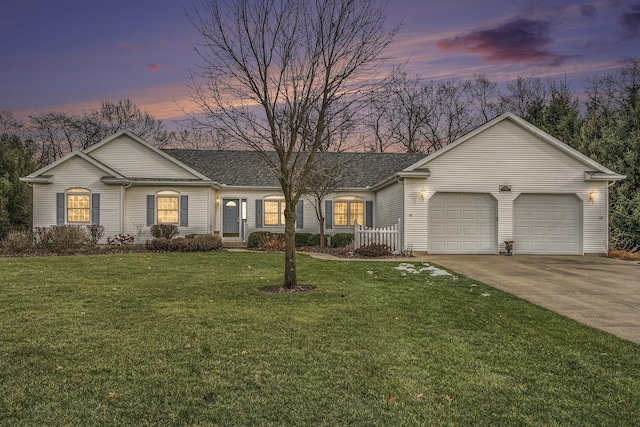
xmin=121 ymin=182 xmax=133 ymax=236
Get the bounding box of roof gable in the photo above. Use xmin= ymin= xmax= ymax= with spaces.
xmin=406 ymin=112 xmax=619 ymax=176
xmin=85 ymin=130 xmax=211 ymax=181
xmin=22 ymin=151 xmax=125 ymax=183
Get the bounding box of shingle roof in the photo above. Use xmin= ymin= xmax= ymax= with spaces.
xmin=163 ymin=150 xmax=427 ymax=188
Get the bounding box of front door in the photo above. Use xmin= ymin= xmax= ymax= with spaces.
xmin=223 ymin=199 xmax=240 ymax=237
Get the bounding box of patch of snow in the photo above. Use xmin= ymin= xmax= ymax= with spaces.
xmin=480 ymin=293 xmax=491 ymax=297
xmin=394 ymin=263 xmax=452 ymax=277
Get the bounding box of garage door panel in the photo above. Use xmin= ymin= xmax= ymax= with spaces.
xmin=515 ymin=194 xmax=581 ymax=255
xmin=429 ymin=193 xmax=496 ymax=254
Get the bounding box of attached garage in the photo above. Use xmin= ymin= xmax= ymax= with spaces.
xmin=429 ymin=193 xmax=497 ymax=254
xmin=514 ymin=194 xmax=581 ymax=255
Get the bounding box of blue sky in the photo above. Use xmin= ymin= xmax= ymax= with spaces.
xmin=1 ymin=0 xmax=639 ymax=123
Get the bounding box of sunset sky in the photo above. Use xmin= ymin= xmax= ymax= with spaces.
xmin=2 ymin=0 xmax=639 ymax=124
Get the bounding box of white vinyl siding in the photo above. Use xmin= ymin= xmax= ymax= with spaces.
xmin=375 ymin=181 xmax=403 ymax=228
xmin=410 ymin=119 xmax=609 ymax=254
xmin=89 ymin=135 xmax=200 ymax=179
xmin=31 ymin=156 xmax=121 ymax=242
xmin=428 ymin=193 xmax=497 ymax=254
xmin=124 ymin=186 xmax=210 ymax=242
xmin=514 ymin=194 xmax=581 ymax=254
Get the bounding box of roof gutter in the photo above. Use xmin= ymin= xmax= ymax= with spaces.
xmin=584 ymin=171 xmax=626 ymax=182
xmin=369 ymin=171 xmax=431 ymax=191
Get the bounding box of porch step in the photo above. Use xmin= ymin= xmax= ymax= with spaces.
xmin=222 ymin=241 xmax=248 ymax=249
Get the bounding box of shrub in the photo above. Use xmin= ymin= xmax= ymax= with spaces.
xmin=307 ymin=234 xmax=331 ymax=246
xmin=248 ymin=231 xmax=273 ymax=248
xmin=87 ymin=224 xmax=105 ymax=245
xmin=189 ymin=233 xmax=223 ymax=251
xmin=260 ymin=233 xmax=286 ymax=251
xmin=35 ymin=225 xmax=89 ymax=253
xmin=147 ymin=237 xmax=170 ymax=251
xmin=354 ymin=243 xmax=392 ymax=258
xmin=150 ymin=224 xmax=179 ymax=240
xmin=295 ymin=233 xmax=313 ymax=246
xmin=331 ymin=233 xmax=354 ymax=248
xmin=2 ymin=229 xmax=33 ymax=253
xmin=147 ymin=234 xmax=222 ymax=252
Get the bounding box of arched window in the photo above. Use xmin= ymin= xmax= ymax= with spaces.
xmin=334 ymin=196 xmax=364 ymax=227
xmin=66 ymin=188 xmax=91 ymax=223
xmin=156 ymin=190 xmax=179 ymax=224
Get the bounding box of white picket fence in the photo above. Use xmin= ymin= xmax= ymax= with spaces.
xmin=353 ymin=219 xmax=402 ymax=254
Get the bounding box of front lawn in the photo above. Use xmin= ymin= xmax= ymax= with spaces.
xmin=1 ymin=252 xmax=639 ymax=426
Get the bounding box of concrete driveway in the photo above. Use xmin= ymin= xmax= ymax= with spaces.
xmin=422 ymin=255 xmax=640 ymax=344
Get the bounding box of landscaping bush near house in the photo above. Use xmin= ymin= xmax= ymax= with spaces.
xmin=247 ymin=231 xmax=273 ymax=248
xmin=34 ymin=225 xmax=89 ymax=253
xmin=0 ymin=229 xmax=33 ymax=253
xmin=331 ymin=233 xmax=354 ymax=248
xmin=295 ymin=233 xmax=314 ymax=246
xmin=259 ymin=232 xmax=286 ymax=251
xmin=353 ymin=243 xmax=393 ymax=258
xmin=150 ymin=224 xmax=179 ymax=240
xmin=147 ymin=234 xmax=222 ymax=252
xmin=306 ymin=233 xmax=331 ymax=246
xmin=87 ymin=224 xmax=105 ymax=245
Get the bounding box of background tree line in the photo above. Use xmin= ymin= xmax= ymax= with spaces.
xmin=1 ymin=59 xmax=638 ymax=247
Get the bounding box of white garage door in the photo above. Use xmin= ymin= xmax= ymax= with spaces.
xmin=514 ymin=194 xmax=581 ymax=255
xmin=429 ymin=193 xmax=497 ymax=254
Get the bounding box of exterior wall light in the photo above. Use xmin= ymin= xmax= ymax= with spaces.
xmin=588 ymin=190 xmax=597 ymax=203
xmin=419 ymin=187 xmax=427 ymax=201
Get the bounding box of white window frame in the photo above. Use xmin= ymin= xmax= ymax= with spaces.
xmin=66 ymin=188 xmax=91 ymax=224
xmin=156 ymin=190 xmax=180 ymax=224
xmin=333 ymin=196 xmax=364 ymax=228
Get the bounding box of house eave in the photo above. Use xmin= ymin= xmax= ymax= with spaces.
xmin=20 ymin=175 xmax=53 ymax=184
xmin=369 ymin=171 xmax=431 ymax=191
xmin=100 ymin=177 xmax=221 ymax=188
xmin=584 ymin=171 xmax=626 ymax=182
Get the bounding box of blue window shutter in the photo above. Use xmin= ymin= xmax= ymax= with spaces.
xmin=365 ymin=201 xmax=373 ymax=228
xmin=56 ymin=193 xmax=65 ymax=224
xmin=296 ymin=200 xmax=304 ymax=229
xmin=147 ymin=195 xmax=155 ymax=226
xmin=325 ymin=200 xmax=333 ymax=229
xmin=180 ymin=195 xmax=188 ymax=227
xmin=91 ymin=193 xmax=100 ymax=225
xmin=255 ymin=199 xmax=263 ymax=228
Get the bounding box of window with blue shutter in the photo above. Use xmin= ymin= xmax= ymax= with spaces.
xmin=147 ymin=195 xmax=155 ymax=226
xmin=296 ymin=200 xmax=304 ymax=229
xmin=56 ymin=193 xmax=65 ymax=224
xmin=180 ymin=195 xmax=188 ymax=227
xmin=91 ymin=193 xmax=100 ymax=224
xmin=365 ymin=200 xmax=373 ymax=228
xmin=325 ymin=200 xmax=332 ymax=229
xmin=255 ymin=199 xmax=263 ymax=228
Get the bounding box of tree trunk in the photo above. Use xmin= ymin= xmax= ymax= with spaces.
xmin=283 ymin=201 xmax=297 ymax=289
xmin=317 ymin=195 xmax=326 ymax=247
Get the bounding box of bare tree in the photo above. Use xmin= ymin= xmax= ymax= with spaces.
xmin=502 ymin=76 xmax=549 ymax=123
xmin=466 ymin=74 xmax=505 ymax=122
xmin=187 ymin=0 xmax=397 ymax=288
xmin=175 ymin=127 xmax=230 ymax=150
xmin=26 ymin=100 xmax=172 ymax=163
xmin=303 ymin=157 xmax=348 ymax=247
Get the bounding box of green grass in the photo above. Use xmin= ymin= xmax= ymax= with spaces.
xmin=1 ymin=252 xmax=639 ymax=426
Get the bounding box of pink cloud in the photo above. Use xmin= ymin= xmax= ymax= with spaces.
xmin=146 ymin=63 xmax=161 ymax=72
xmin=436 ymin=18 xmax=571 ymax=66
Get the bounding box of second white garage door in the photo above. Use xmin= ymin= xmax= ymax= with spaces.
xmin=514 ymin=194 xmax=581 ymax=254
xmin=429 ymin=193 xmax=497 ymax=254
